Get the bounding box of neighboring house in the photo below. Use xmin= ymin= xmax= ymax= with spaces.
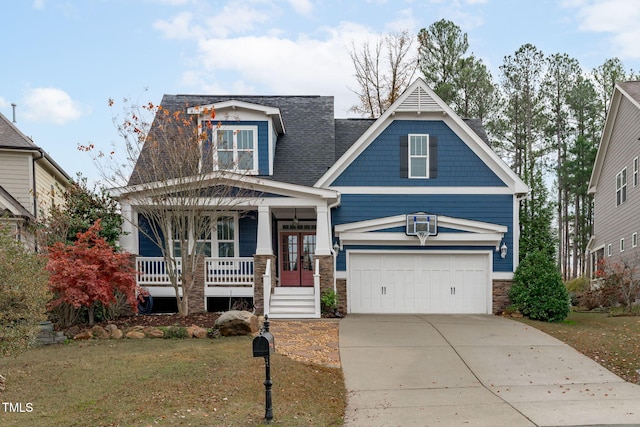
xmin=116 ymin=78 xmax=528 ymax=318
xmin=588 ymin=81 xmax=640 ymax=276
xmin=0 ymin=112 xmax=70 ymax=247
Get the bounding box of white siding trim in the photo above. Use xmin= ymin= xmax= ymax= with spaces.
xmin=330 ymin=186 xmax=514 ymax=195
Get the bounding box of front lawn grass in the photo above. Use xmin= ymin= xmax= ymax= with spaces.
xmin=0 ymin=337 xmax=345 ymax=426
xmin=519 ymin=311 xmax=640 ymax=384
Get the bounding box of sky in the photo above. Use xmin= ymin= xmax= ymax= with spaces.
xmin=2 ymin=0 xmax=640 ymax=186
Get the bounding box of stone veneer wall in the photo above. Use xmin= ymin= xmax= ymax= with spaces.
xmin=187 ymin=257 xmax=206 ymax=313
xmin=493 ymin=279 xmax=513 ymax=314
xmin=336 ymin=278 xmax=347 ymax=314
xmin=316 ymin=255 xmax=334 ymax=295
xmin=253 ymin=254 xmax=276 ymax=316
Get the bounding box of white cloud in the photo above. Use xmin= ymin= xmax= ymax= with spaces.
xmin=22 ymin=87 xmax=87 ymax=125
xmin=0 ymin=96 xmax=8 ymax=109
xmin=287 ymin=0 xmax=314 ymax=16
xmin=566 ymin=0 xmax=640 ymax=59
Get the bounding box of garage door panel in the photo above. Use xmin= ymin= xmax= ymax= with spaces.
xmin=349 ymin=252 xmax=489 ymax=314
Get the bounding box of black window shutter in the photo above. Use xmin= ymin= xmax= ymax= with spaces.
xmin=400 ymin=135 xmax=408 ymax=178
xmin=429 ymin=136 xmax=438 ymax=178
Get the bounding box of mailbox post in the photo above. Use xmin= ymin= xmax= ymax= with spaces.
xmin=252 ymin=314 xmax=275 ymax=424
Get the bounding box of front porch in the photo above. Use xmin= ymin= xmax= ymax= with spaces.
xmin=136 ymin=254 xmax=332 ymax=318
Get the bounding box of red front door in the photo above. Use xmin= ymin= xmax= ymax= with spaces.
xmin=280 ymin=232 xmax=316 ymax=286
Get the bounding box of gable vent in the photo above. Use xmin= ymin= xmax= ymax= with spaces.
xmin=396 ymin=86 xmax=440 ymax=113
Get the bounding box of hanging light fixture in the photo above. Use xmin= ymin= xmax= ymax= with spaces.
xmin=293 ymin=208 xmax=299 ymax=226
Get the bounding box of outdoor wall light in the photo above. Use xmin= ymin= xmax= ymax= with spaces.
xmin=333 ymin=241 xmax=340 ymax=253
xmin=500 ymin=242 xmax=508 ymax=259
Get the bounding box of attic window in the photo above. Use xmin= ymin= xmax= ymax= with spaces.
xmin=205 ymin=124 xmax=258 ymax=174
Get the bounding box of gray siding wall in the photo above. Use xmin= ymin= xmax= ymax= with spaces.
xmin=593 ymin=96 xmax=640 ymax=262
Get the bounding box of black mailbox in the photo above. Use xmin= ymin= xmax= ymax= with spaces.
xmin=252 ymin=332 xmax=275 ymax=357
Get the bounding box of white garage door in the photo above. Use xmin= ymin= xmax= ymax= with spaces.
xmin=348 ymin=252 xmax=490 ymax=314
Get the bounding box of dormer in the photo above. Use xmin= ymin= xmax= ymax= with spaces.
xmin=187 ymin=100 xmax=285 ymax=176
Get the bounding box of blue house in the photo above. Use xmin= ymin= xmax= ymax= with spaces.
xmin=116 ymin=78 xmax=527 ymax=318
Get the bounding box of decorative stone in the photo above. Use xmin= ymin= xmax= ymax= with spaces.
xmin=66 ymin=325 xmax=81 ymax=338
xmin=91 ymin=325 xmax=110 ymax=340
xmin=126 ymin=331 xmax=145 ymax=339
xmin=105 ymin=324 xmax=118 ymax=333
xmin=146 ymin=328 xmax=164 ymax=338
xmin=192 ymin=325 xmax=208 ymax=339
xmin=185 ymin=326 xmax=196 ymax=338
xmin=110 ymin=329 xmax=123 ymax=339
xmin=214 ymin=310 xmax=259 ymax=336
xmin=0 ymin=374 xmax=5 ymax=393
xmin=74 ymin=330 xmax=93 ymax=340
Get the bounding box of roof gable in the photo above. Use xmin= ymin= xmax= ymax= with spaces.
xmin=589 ymin=81 xmax=640 ymax=194
xmin=315 ymin=78 xmax=527 ymax=194
xmin=187 ymin=100 xmax=285 ymax=135
xmin=0 ymin=112 xmax=38 ymax=149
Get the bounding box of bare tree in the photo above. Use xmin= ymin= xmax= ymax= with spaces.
xmin=348 ymin=30 xmax=417 ymax=117
xmin=85 ymin=98 xmax=257 ymax=316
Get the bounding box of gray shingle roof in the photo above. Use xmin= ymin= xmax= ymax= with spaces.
xmin=0 ymin=112 xmax=38 ymax=149
xmin=130 ymin=95 xmax=492 ymax=187
xmin=618 ymin=81 xmax=640 ymax=105
xmin=130 ymin=94 xmax=335 ymax=187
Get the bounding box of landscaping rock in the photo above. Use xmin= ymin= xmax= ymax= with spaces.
xmin=74 ymin=330 xmax=93 ymax=340
xmin=91 ymin=325 xmax=110 ymax=340
xmin=0 ymin=374 xmax=5 ymax=393
xmin=185 ymin=326 xmax=196 ymax=338
xmin=126 ymin=331 xmax=145 ymax=339
xmin=146 ymin=328 xmax=164 ymax=338
xmin=215 ymin=310 xmax=258 ymax=336
xmin=110 ymin=329 xmax=123 ymax=339
xmin=192 ymin=325 xmax=208 ymax=339
xmin=66 ymin=325 xmax=81 ymax=338
xmin=105 ymin=324 xmax=118 ymax=333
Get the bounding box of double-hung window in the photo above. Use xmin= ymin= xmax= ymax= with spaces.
xmin=616 ymin=168 xmax=627 ymax=206
xmin=214 ymin=126 xmax=257 ymax=173
xmin=408 ymin=134 xmax=429 ymax=178
xmin=172 ymin=216 xmax=212 ymax=257
xmin=216 ymin=216 xmax=236 ymax=257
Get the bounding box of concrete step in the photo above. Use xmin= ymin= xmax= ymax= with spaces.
xmin=273 ymin=286 xmax=314 ymax=295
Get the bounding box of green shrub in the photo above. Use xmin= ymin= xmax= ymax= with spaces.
xmin=321 ymin=289 xmax=338 ymax=312
xmin=565 ymin=276 xmax=590 ymax=293
xmin=0 ymin=226 xmax=52 ymax=356
xmin=509 ymin=250 xmax=569 ymax=322
xmin=159 ymin=325 xmax=188 ymax=339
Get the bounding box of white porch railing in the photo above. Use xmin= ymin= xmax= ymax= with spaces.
xmin=263 ymin=258 xmax=272 ymax=316
xmin=137 ymin=257 xmax=182 ymax=286
xmin=205 ymin=257 xmax=254 ymax=287
xmin=136 ymin=257 xmax=254 ymax=288
xmin=313 ymin=258 xmax=321 ymax=316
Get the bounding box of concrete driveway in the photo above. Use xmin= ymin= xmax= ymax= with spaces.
xmin=340 ymin=314 xmax=640 ymax=426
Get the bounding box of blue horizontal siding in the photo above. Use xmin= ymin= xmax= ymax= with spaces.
xmin=333 ymin=194 xmax=514 ymax=272
xmin=239 ymin=215 xmax=258 ymax=257
xmin=332 ymin=120 xmax=504 ymax=187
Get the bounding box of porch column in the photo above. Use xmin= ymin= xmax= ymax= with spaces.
xmin=120 ymin=202 xmax=136 ymax=254
xmin=256 ymin=205 xmax=273 ymax=255
xmin=315 ymin=205 xmax=332 ymax=255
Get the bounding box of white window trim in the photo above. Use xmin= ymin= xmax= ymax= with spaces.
xmin=212 ymin=125 xmax=259 ymax=174
xmin=634 ymin=157 xmax=638 ymax=187
xmin=607 ymin=243 xmax=612 ymax=257
xmin=408 ymin=133 xmax=430 ymax=179
xmin=620 ymin=238 xmax=625 ymax=252
xmin=616 ymin=168 xmax=627 ymax=206
xmin=168 ymin=213 xmax=239 ymax=258
xmin=633 ymin=232 xmax=638 ymax=248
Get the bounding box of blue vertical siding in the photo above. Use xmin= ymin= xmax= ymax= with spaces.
xmin=332 ymin=120 xmax=504 ymax=187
